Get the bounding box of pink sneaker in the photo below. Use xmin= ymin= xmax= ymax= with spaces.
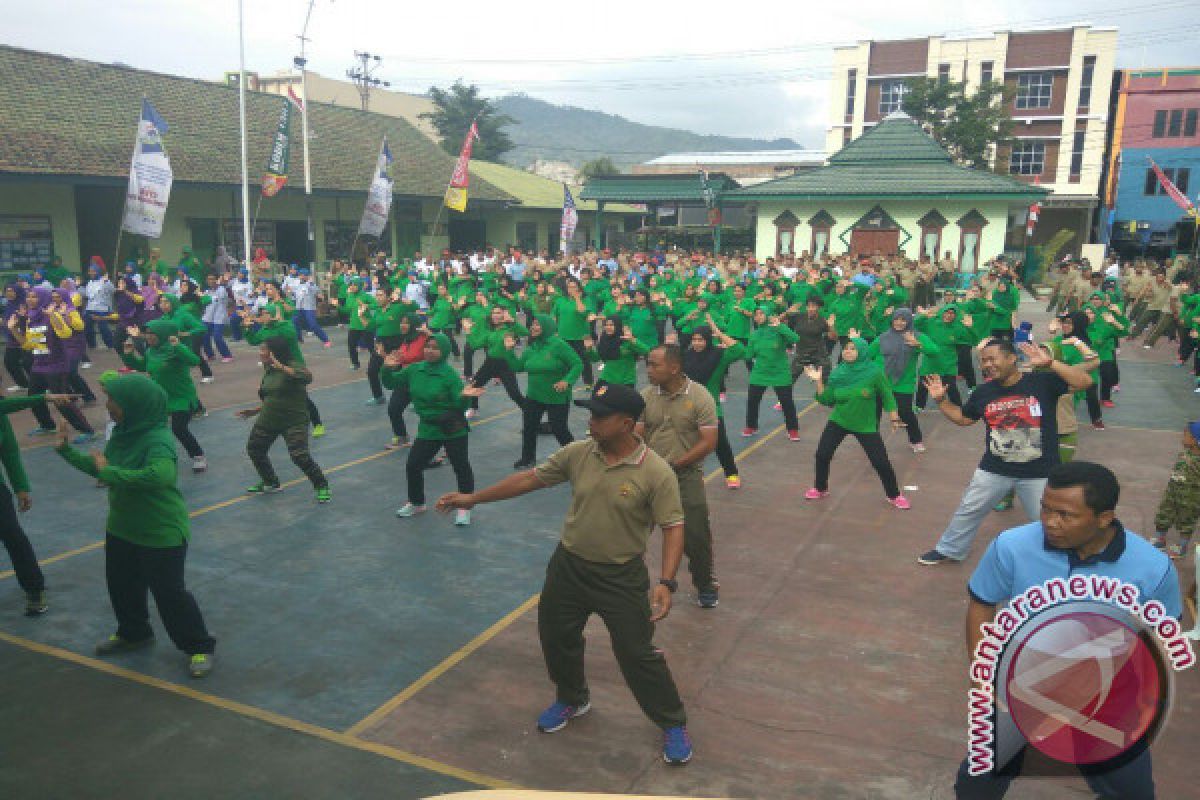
xmin=804 ymin=488 xmax=829 ymax=500
xmin=787 ymin=429 xmax=800 ymax=442
xmin=888 ymin=495 xmax=911 ymax=510
xmin=719 ymin=392 xmax=727 ymax=403
xmin=773 ymin=402 xmax=782 ymax=411
xmin=221 ymin=357 xmax=234 ymax=363
xmin=322 ymin=341 xmax=332 ymax=348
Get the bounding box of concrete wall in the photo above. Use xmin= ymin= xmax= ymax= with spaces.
xmin=752 ymin=197 xmax=1015 ymax=267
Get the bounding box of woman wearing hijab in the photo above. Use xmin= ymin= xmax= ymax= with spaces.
xmin=684 ymin=318 xmax=747 ymax=489
xmin=3 ymin=284 xmax=31 ymax=391
xmin=83 ymin=257 xmax=117 ymax=351
xmin=803 ymin=338 xmax=909 ymax=509
xmin=386 ymin=333 xmax=484 ymax=525
xmin=743 ymin=308 xmax=801 ymax=441
xmin=866 ymin=308 xmax=937 ymax=453
xmin=112 ymin=273 xmax=144 ymax=360
xmin=465 ymin=305 xmax=527 ymax=418
xmin=8 ymin=287 xmax=95 ymax=441
xmin=237 ymin=337 xmax=330 ymax=503
xmin=510 ymin=314 xmax=581 ymax=470
xmin=251 ymin=247 xmax=273 ymax=281
xmin=381 ymin=315 xmax=428 ymax=448
xmin=121 ymin=318 xmax=206 ymax=472
xmin=200 ymin=273 xmax=234 ymax=363
xmin=914 ymin=304 xmax=971 ymax=410
xmin=583 ymin=315 xmax=648 ymax=388
xmin=50 ymin=282 xmax=97 ymax=406
xmin=54 ymin=372 xmax=216 ymax=678
xmin=1083 ymin=292 xmax=1127 ymax=412
xmin=212 ymin=245 xmax=234 ymax=277
xmin=157 ymin=293 xmax=213 ymax=385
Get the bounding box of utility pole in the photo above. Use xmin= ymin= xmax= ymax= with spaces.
xmin=296 ymin=0 xmax=317 ymax=271
xmin=346 ymin=51 xmax=389 ymax=112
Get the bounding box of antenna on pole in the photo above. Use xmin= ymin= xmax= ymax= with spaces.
xmin=346 ymin=51 xmax=390 ymax=112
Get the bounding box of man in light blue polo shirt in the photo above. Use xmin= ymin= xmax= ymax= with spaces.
xmin=955 ymin=461 xmax=1182 ymax=799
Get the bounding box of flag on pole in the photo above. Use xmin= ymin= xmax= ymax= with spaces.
xmin=1025 ymin=201 xmax=1041 ymax=237
xmin=358 ymin=137 xmax=394 ymax=237
xmin=1150 ymin=159 xmax=1198 ymax=216
xmin=261 ymin=98 xmax=293 ymax=197
xmin=559 ymin=185 xmax=578 ymax=253
xmin=121 ymin=99 xmax=173 ymax=238
xmin=286 ymin=84 xmax=305 ymax=112
xmin=444 ymin=121 xmax=480 ymax=213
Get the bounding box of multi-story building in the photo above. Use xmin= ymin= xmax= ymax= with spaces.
xmin=827 ymin=25 xmax=1118 ymax=256
xmin=1104 ymin=68 xmax=1200 ymax=256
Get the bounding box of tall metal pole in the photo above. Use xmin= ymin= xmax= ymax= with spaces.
xmin=237 ymin=0 xmax=252 ymax=266
xmin=298 ymin=0 xmax=317 ymax=271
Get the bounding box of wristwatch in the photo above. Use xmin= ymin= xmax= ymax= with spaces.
xmin=658 ymin=578 xmax=678 ymax=593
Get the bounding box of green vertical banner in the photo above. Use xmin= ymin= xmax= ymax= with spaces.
xmin=260 ymin=98 xmax=292 ymax=197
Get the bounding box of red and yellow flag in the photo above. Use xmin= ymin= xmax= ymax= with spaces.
xmin=444 ymin=121 xmax=479 ymax=213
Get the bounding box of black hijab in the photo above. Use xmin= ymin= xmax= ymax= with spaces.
xmin=683 ymin=325 xmax=723 ymax=386
xmin=596 ymin=315 xmax=624 ymax=361
xmin=1066 ymin=311 xmax=1092 ymax=346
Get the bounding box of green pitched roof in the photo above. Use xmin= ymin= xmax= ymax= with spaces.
xmin=0 ymin=45 xmax=511 ymax=202
xmin=467 ymin=160 xmax=641 ymax=213
xmin=729 ymin=114 xmax=1046 ymax=199
xmin=580 ymin=173 xmax=739 ymax=203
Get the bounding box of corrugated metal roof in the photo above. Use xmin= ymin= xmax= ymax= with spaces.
xmin=580 ymin=173 xmax=740 ymax=203
xmin=644 ymin=150 xmax=826 ymax=166
xmin=467 ymin=160 xmax=641 ymax=213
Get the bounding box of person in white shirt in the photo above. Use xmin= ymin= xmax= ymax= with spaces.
xmin=200 ymin=274 xmax=234 ymax=362
xmin=83 ymin=261 xmax=116 ymax=350
xmin=281 ymin=265 xmax=303 ymax=295
xmin=291 ymin=269 xmax=330 ymax=347
xmin=228 ymin=268 xmax=254 ymax=341
xmin=403 ymin=277 xmax=430 ymax=312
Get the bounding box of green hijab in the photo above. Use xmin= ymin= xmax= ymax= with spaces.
xmin=145 ymin=317 xmax=178 ymax=344
xmin=99 ymin=371 xmax=178 ymax=468
xmin=827 ymin=337 xmax=880 ymax=389
xmin=531 ymin=313 xmax=558 ymax=341
xmin=426 ymin=332 xmax=453 ymax=365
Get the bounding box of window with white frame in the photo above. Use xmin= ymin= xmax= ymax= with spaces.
xmin=879 ymin=80 xmax=910 ymax=115
xmin=1015 ymin=72 xmax=1053 ymax=109
xmin=1009 ymin=141 xmax=1046 ymax=176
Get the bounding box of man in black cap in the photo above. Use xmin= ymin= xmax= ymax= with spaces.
xmin=436 ymin=383 xmax=694 ymax=765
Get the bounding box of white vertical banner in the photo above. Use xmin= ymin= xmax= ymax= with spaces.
xmin=121 ymin=99 xmax=173 ymax=238
xmin=358 ymin=137 xmax=394 ymax=237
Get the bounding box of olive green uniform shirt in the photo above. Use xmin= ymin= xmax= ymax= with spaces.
xmin=639 ymin=380 xmax=719 ymax=473
xmin=535 ymin=437 xmax=684 ymax=565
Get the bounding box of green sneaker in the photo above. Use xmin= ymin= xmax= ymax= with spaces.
xmin=312 ymin=423 xmax=326 ymax=438
xmin=24 ymin=590 xmax=48 ymax=616
xmin=315 ymin=486 xmax=332 ymax=504
xmin=95 ymin=634 xmax=155 ymax=656
xmin=246 ymin=482 xmax=282 ymax=495
xmin=993 ymin=496 xmax=1014 ymax=512
xmin=189 ymin=653 xmax=214 ymax=679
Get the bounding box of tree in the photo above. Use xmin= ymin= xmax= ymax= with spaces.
xmin=578 ymin=157 xmax=619 ymax=181
xmin=901 ymin=77 xmax=1015 ymax=169
xmin=421 ymin=80 xmax=516 ymax=162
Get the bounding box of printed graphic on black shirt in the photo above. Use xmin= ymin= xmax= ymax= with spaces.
xmin=983 ymin=394 xmax=1043 ymax=464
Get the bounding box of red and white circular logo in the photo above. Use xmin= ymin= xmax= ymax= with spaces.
xmin=1005 ymin=611 xmax=1166 ymax=765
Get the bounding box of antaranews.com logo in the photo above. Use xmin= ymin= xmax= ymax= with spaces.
xmin=967 ymin=575 xmax=1195 ymax=776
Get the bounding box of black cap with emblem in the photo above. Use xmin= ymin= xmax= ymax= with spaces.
xmin=574 ymin=383 xmax=645 ymax=420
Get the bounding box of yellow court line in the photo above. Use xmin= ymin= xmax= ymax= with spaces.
xmin=0 ymin=406 xmax=520 ymax=582
xmin=0 ymin=630 xmax=516 ymax=790
xmin=344 ymin=406 xmax=809 ymax=737
xmin=345 ymin=594 xmax=543 ymax=737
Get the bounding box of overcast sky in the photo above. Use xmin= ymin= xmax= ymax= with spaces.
xmin=7 ymin=0 xmax=1198 ymax=148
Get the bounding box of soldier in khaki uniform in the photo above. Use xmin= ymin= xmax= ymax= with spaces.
xmin=435 ymin=383 xmax=695 ymax=765
xmin=639 ymin=344 xmax=720 ymax=607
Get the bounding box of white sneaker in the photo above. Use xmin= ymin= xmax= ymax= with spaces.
xmin=454 ymin=509 xmax=472 ymax=526
xmin=5 ymin=386 xmax=19 ymax=392
xmin=192 ymin=456 xmax=207 ymax=472
xmin=81 ymin=362 xmax=92 ymax=369
xmin=911 ymin=442 xmax=927 ymax=453
xmin=395 ymin=503 xmax=426 ymax=518
xmin=464 ymin=409 xmax=478 ymax=419
xmin=201 ymin=376 xmax=214 ymax=384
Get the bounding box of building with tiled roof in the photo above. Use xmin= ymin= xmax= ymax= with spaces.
xmin=730 ymin=113 xmax=1046 ymax=267
xmin=0 ymin=45 xmax=516 ymax=272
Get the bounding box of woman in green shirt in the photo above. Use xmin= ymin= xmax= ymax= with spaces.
xmin=743 ymin=309 xmax=801 ymax=440
xmin=802 ymin=338 xmax=909 ymax=509
xmin=55 ymin=372 xmax=216 ymax=677
xmin=386 ymin=333 xmax=484 ymax=526
xmin=0 ymin=393 xmax=57 ymax=615
xmin=426 ymin=283 xmax=460 ymax=357
xmin=343 ymin=278 xmax=376 ymax=370
xmin=465 ymin=305 xmax=528 ymax=418
xmin=237 ymin=337 xmax=330 ymax=503
xmin=584 ymin=316 xmax=649 ymax=388
xmin=511 ymin=315 xmax=582 ymax=469
xmin=552 ymin=280 xmax=593 ymax=387
xmin=121 ymin=318 xmax=206 ymax=472
xmin=684 ymin=320 xmax=747 ymax=489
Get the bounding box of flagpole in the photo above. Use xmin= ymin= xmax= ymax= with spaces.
xmin=297 ymin=0 xmax=317 ymax=272
xmin=237 ymin=0 xmax=252 ymax=266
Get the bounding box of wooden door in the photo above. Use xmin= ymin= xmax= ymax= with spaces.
xmin=849 ymin=228 xmax=899 ymax=257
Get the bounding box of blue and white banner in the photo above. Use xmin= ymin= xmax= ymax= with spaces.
xmin=358 ymin=137 xmax=394 ymax=237
xmin=121 ymin=99 xmax=173 ymax=238
xmin=559 ymin=185 xmax=578 ymax=253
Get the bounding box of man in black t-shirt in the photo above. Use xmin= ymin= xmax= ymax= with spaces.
xmin=917 ymin=339 xmax=1094 ymax=565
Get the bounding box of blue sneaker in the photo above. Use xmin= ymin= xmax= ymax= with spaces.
xmin=536 ymin=700 xmax=590 ymax=733
xmin=917 ymin=549 xmax=952 ymax=566
xmin=73 ymin=432 xmax=96 ymax=446
xmin=28 ymin=427 xmax=54 ymax=437
xmin=662 ymin=725 xmax=693 ymax=765
xmin=697 ymin=588 xmax=719 ymax=609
